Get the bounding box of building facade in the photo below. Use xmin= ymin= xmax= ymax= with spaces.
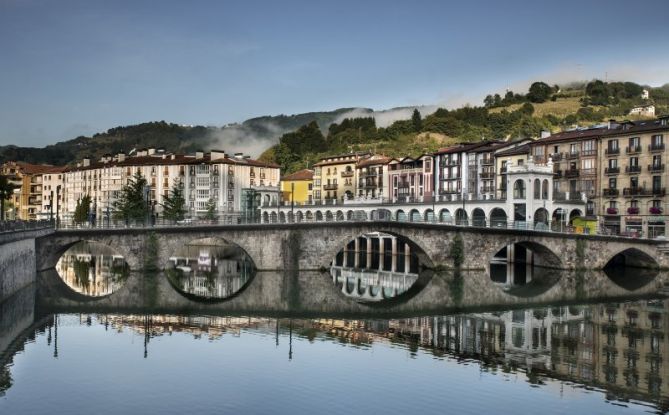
xmin=388 ymin=155 xmax=434 ymax=203
xmin=280 ymin=169 xmax=313 ymax=205
xmin=312 ymin=152 xmax=369 ymax=204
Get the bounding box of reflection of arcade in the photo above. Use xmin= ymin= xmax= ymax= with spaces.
xmin=56 ymin=242 xmax=128 ymax=297
xmin=168 ymin=244 xmax=253 ymax=299
xmin=331 ymin=232 xmax=420 ymax=301
xmin=489 ymin=243 xmax=562 ymax=297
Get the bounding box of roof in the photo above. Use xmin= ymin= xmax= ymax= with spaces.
xmin=495 ymin=143 xmax=530 ymax=157
xmin=604 ymin=117 xmax=669 ymax=137
xmin=4 ymin=161 xmax=67 ymax=175
xmin=281 ymin=169 xmax=313 ymax=181
xmin=357 ymin=155 xmax=392 ymax=168
xmin=66 ymin=152 xmax=280 ymax=173
xmin=531 ymin=117 xmax=669 ymax=145
xmin=434 ymin=140 xmax=500 ymax=155
xmin=532 ymin=127 xmax=609 ymax=146
xmin=313 ymin=151 xmax=371 ymax=167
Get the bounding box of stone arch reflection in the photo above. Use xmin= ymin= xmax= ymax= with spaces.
xmin=603 ymin=248 xmax=659 ymax=290
xmin=489 ymin=242 xmax=561 ymax=297
xmin=166 ymin=237 xmax=256 ymax=300
xmin=330 ymin=232 xmax=428 ymax=302
xmin=55 ymin=240 xmax=129 ymax=297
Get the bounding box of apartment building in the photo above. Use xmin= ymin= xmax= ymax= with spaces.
xmin=493 ymin=141 xmax=532 ymax=200
xmin=387 ymin=154 xmax=434 ymax=203
xmin=599 ymin=117 xmax=669 ymax=236
xmin=0 ymin=161 xmax=65 ymax=220
xmin=356 ymin=155 xmax=391 ymax=200
xmin=312 ymin=152 xmax=370 ymax=203
xmin=280 ymin=169 xmax=313 ymax=205
xmin=62 ymin=149 xmax=280 ymax=222
xmin=530 ymin=127 xmax=606 ymax=216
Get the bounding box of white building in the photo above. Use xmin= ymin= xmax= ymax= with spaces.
xmin=61 ymin=149 xmax=280 ymax=223
xmin=629 ymin=105 xmax=655 ymax=117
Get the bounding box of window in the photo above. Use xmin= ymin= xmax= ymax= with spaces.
xmin=513 ymin=180 xmax=525 ymax=199
xmin=629 ymin=157 xmax=639 ymax=167
xmin=652 ymin=134 xmax=664 ymax=148
xmin=570 ymin=143 xmax=578 ymax=155
xmin=653 ymin=155 xmax=662 ymax=168
xmin=582 ymin=140 xmax=595 ymax=155
xmin=608 ymin=139 xmax=619 ymax=151
xmin=630 ymin=176 xmax=639 ymax=188
xmin=653 ymin=176 xmax=661 ymax=192
xmin=609 ymin=178 xmax=617 ymax=189
xmin=629 ymin=137 xmax=640 ymax=150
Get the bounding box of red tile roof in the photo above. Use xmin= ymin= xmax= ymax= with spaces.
xmin=282 ymin=169 xmax=313 ymax=181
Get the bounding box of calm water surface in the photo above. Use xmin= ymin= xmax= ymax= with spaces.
xmin=1 ymin=298 xmax=668 ymax=414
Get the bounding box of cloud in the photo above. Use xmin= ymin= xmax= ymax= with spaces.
xmin=332 ymin=105 xmax=441 ymax=128
xmin=205 ymin=121 xmax=284 ymax=158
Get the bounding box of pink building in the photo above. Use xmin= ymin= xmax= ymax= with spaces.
xmin=388 ymin=154 xmax=434 ymax=203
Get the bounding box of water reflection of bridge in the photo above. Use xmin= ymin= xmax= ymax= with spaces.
xmin=56 ymin=253 xmax=127 ymax=297
xmin=330 ymin=266 xmax=419 ymax=301
xmin=167 ymin=255 xmax=252 ymax=299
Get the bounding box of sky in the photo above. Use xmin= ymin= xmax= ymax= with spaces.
xmin=1 ymin=0 xmax=668 ymax=147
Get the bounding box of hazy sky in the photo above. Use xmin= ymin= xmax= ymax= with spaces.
xmin=1 ymin=0 xmax=668 ymax=147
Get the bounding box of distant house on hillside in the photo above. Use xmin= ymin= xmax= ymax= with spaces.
xmin=641 ymin=89 xmax=650 ymax=100
xmin=629 ymin=104 xmax=655 ymax=117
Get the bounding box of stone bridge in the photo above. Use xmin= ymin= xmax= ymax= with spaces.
xmin=34 ymin=222 xmax=669 ymax=272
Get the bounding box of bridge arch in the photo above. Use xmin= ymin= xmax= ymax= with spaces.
xmin=490 ymin=240 xmax=562 ymax=270
xmin=455 ymin=208 xmax=468 ymax=225
xmin=396 ymin=209 xmax=407 ymax=222
xmin=472 ymin=208 xmax=486 ymax=227
xmin=439 ymin=209 xmax=452 ymax=223
xmin=604 ymin=247 xmax=659 ymax=270
xmin=490 ymin=208 xmax=507 ymax=228
xmin=424 ymin=209 xmax=435 ymax=222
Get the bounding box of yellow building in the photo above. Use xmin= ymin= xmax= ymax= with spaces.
xmin=313 ymin=152 xmax=370 ymax=203
xmin=280 ymin=169 xmax=313 ymax=205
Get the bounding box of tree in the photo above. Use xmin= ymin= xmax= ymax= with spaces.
xmin=411 ymin=109 xmax=423 ymax=132
xmin=527 ymin=82 xmax=553 ymax=103
xmin=203 ymin=198 xmax=217 ymax=220
xmin=73 ymin=194 xmax=91 ymax=224
xmin=161 ymin=179 xmax=186 ymax=222
xmin=519 ymin=102 xmax=535 ymax=116
xmin=0 ymin=175 xmax=17 ymax=221
xmin=585 ymin=80 xmax=609 ymax=105
xmin=483 ymin=95 xmax=495 ymax=107
xmin=113 ymin=171 xmax=148 ymax=222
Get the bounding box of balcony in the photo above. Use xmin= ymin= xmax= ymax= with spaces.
xmin=479 ymin=172 xmax=495 ymax=179
xmin=653 ymin=187 xmax=666 ymax=196
xmin=323 ymin=183 xmax=338 ymax=191
xmin=581 ymin=168 xmax=596 ymax=176
xmin=605 ymin=167 xmax=620 ymax=175
xmin=623 ymin=187 xmax=651 ymax=197
xmin=603 ymin=188 xmax=619 ymax=197
xmin=553 ymin=169 xmax=562 ymax=178
xmin=649 ymin=143 xmax=665 ymax=152
xmin=606 ymin=207 xmax=619 ymax=215
xmin=626 ymin=146 xmax=641 ymax=154
xmin=341 ymin=170 xmax=354 ymax=177
xmin=567 ymin=151 xmax=580 ymax=159
xmin=605 ymin=148 xmax=620 ymax=156
xmin=650 ymin=206 xmax=663 ymax=214
xmin=565 ymin=169 xmax=579 ymax=178
xmin=481 ymin=157 xmax=494 ymax=165
xmin=627 ymin=207 xmax=640 ymax=215
xmin=582 ymin=149 xmax=597 ymax=157
xmin=648 ymin=164 xmax=665 ymax=173
xmin=625 ymin=165 xmax=641 ymax=174
xmin=549 ymin=152 xmax=562 ymax=162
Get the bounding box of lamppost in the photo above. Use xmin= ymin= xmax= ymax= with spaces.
xmin=291 ymin=182 xmax=295 ymax=222
xmin=56 ymin=185 xmax=61 ymax=228
xmin=431 ymin=190 xmax=435 ymax=223
xmin=49 ymin=190 xmax=54 ymax=222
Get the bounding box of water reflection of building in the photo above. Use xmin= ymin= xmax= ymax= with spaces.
xmin=168 ymin=244 xmax=253 ymax=299
xmin=56 ymin=243 xmax=128 ymax=296
xmin=331 ymin=232 xmax=420 ymax=301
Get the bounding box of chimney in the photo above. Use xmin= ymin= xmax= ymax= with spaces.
xmin=210 ymin=149 xmax=226 ymax=160
xmin=540 ymin=130 xmax=550 ymax=139
xmin=82 ymin=157 xmax=90 ymax=167
xmin=607 ymin=119 xmax=619 ymax=129
xmin=196 ymin=151 xmax=204 ymax=159
xmin=117 ymin=152 xmax=126 ymax=162
xmin=170 ymin=154 xmax=176 ymax=160
xmin=148 ymin=148 xmax=156 ymax=155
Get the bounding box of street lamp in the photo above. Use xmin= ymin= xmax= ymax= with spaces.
xmin=291 ymin=182 xmax=295 ymax=222
xmin=431 ymin=190 xmax=435 ymax=223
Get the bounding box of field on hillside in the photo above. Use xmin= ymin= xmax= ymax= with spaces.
xmin=347 ymin=132 xmax=458 ymax=158
xmin=488 ymin=96 xmax=586 ymax=118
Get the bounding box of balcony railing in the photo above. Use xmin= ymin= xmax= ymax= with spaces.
xmin=623 ymin=187 xmax=653 ymax=197
xmin=582 ymin=149 xmax=597 ymax=157
xmin=648 ymin=164 xmax=665 ymax=173
xmin=481 ymin=157 xmax=494 ymax=165
xmin=603 ymin=188 xmax=619 ymax=197
xmin=626 ymin=146 xmax=641 ymax=154
xmin=605 ymin=167 xmax=620 ymax=174
xmin=605 ymin=148 xmax=620 ymax=156
xmin=625 ymin=165 xmax=641 ymax=173
xmin=341 ymin=170 xmax=354 ymax=177
xmin=649 ymin=143 xmax=665 ymax=152
xmin=323 ymin=184 xmax=338 ymax=190
xmin=567 ymin=151 xmax=580 ymax=159
xmin=549 ymin=153 xmax=562 ymax=162
xmin=653 ymin=187 xmax=666 ymax=196
xmin=479 ymin=172 xmax=495 ymax=179
xmin=565 ymin=169 xmax=579 ymax=178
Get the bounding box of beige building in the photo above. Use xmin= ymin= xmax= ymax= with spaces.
xmin=312 ymin=152 xmax=370 ymax=203
xmin=0 ymin=161 xmax=65 ymax=220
